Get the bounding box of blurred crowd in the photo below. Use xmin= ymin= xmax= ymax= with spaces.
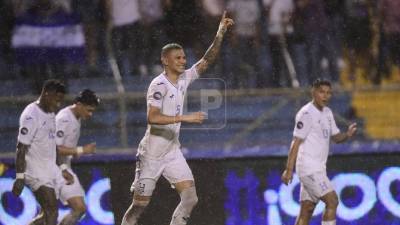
xmin=0 ymin=0 xmax=399 ymax=93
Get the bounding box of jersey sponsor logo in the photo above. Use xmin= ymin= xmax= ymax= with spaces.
xmin=296 ymin=121 xmax=304 ymax=129
xmin=25 ymin=116 xmax=33 ymax=121
xmin=20 ymin=127 xmax=28 ymax=135
xmin=153 ymin=92 xmax=162 ymax=100
xmin=156 ymin=82 xmax=164 ymax=85
xmin=57 ymin=130 xmax=64 ymax=138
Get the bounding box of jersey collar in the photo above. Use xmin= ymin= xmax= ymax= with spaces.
xmin=162 ymin=72 xmax=179 ymax=89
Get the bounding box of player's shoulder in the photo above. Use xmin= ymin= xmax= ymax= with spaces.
xmin=20 ymin=102 xmax=44 ymax=126
xmin=297 ymin=102 xmax=313 ymax=115
xmin=56 ymin=107 xmax=71 ymax=120
xmin=149 ymin=74 xmax=168 ymax=93
xmin=21 ymin=102 xmax=39 ymax=118
xmin=296 ymin=103 xmax=317 ymax=123
xmin=183 ymin=64 xmax=198 ymax=77
xmin=323 ymin=106 xmax=333 ymax=114
xmin=150 ymin=74 xmax=166 ymax=86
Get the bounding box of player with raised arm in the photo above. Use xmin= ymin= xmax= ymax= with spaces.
xmin=56 ymin=89 xmax=100 ymax=225
xmin=281 ymin=79 xmax=357 ymax=225
xmin=12 ymin=79 xmax=74 ymax=225
xmin=121 ymin=11 xmax=234 ymax=225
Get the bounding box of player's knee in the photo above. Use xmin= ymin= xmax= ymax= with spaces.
xmin=180 ymin=186 xmax=198 ymax=208
xmin=133 ymin=199 xmax=150 ymax=208
xmin=301 ymin=201 xmax=316 ymax=216
xmin=73 ymin=204 xmax=87 ymax=215
xmin=132 ymin=178 xmax=156 ymax=197
xmin=43 ymin=201 xmax=58 ymax=215
xmin=46 ymin=207 xmax=58 ymax=221
xmin=186 ymin=193 xmax=198 ymax=207
xmin=326 ymin=195 xmax=339 ymax=209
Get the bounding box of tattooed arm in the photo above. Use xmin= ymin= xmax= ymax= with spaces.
xmin=195 ymin=11 xmax=234 ymax=75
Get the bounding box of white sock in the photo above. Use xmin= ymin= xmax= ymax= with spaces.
xmin=170 ymin=187 xmax=198 ymax=225
xmin=59 ymin=211 xmax=84 ymax=225
xmin=121 ymin=200 xmax=148 ymax=225
xmin=322 ymin=220 xmax=336 ymax=225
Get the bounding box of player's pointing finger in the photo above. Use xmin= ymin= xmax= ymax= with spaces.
xmin=222 ymin=10 xmax=226 ymax=19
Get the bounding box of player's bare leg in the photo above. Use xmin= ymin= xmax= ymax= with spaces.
xmin=32 ymin=186 xmax=58 ymax=225
xmin=295 ymin=200 xmax=316 ymax=225
xmin=59 ymin=196 xmax=86 ymax=225
xmin=170 ymin=180 xmax=198 ymax=225
xmin=320 ymin=191 xmax=339 ymax=225
xmin=121 ymin=193 xmax=151 ymax=225
xmin=28 ymin=210 xmax=44 ymax=225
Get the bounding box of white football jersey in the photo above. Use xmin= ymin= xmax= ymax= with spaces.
xmin=293 ymin=102 xmax=340 ymax=177
xmin=18 ymin=102 xmax=59 ymax=179
xmin=138 ymin=65 xmax=199 ymax=159
xmin=56 ymin=107 xmax=81 ymax=168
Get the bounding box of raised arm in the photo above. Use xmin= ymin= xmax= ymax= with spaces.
xmin=12 ymin=142 xmax=28 ymax=196
xmin=281 ymin=137 xmax=303 ymax=185
xmin=195 ymin=11 xmax=234 ymax=75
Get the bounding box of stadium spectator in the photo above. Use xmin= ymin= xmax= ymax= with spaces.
xmin=105 ymin=0 xmax=145 ymax=77
xmin=264 ymin=0 xmax=295 ymax=87
xmin=138 ymin=0 xmax=167 ymax=76
xmin=294 ymin=0 xmax=340 ymax=86
xmin=164 ymin=0 xmax=205 ymax=67
xmin=227 ymin=0 xmax=261 ymax=88
xmin=342 ymin=0 xmax=375 ymax=86
xmin=11 ymin=0 xmax=86 ymax=93
xmin=71 ymin=0 xmax=109 ymax=77
xmin=0 ymin=0 xmax=15 ymax=80
xmin=377 ymin=0 xmax=400 ymax=83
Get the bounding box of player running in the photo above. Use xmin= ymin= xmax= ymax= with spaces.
xmin=121 ymin=11 xmax=234 ymax=225
xmin=56 ymin=89 xmax=100 ymax=225
xmin=13 ymin=79 xmax=73 ymax=225
xmin=281 ymin=79 xmax=357 ymax=225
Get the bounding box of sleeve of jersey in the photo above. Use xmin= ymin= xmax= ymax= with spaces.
xmin=17 ymin=112 xmax=38 ymax=145
xmin=55 ymin=117 xmax=69 ymax=146
xmin=293 ymin=111 xmax=313 ymax=140
xmin=147 ymin=82 xmax=167 ymax=108
xmin=183 ymin=64 xmax=200 ymax=87
xmin=330 ymin=112 xmax=340 ymax=136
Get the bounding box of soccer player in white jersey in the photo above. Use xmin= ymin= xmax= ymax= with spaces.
xmin=12 ymin=79 xmax=74 ymax=225
xmin=56 ymin=89 xmax=99 ymax=225
xmin=121 ymin=11 xmax=234 ymax=225
xmin=281 ymin=79 xmax=357 ymax=225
